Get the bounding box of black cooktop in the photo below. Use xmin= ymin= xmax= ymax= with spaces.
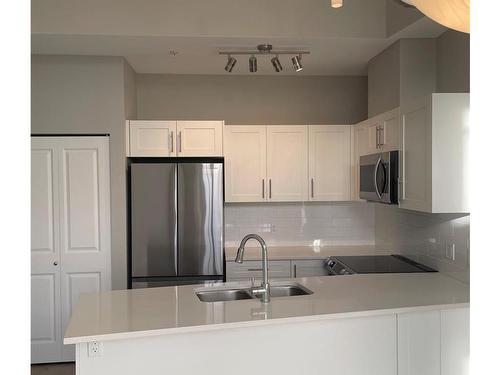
xmin=335 ymin=255 xmax=436 ymax=274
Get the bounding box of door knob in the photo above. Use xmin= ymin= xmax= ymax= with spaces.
xmin=53 ymin=261 xmax=58 ymax=266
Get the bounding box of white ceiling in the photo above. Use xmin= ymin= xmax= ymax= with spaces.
xmin=31 ymin=0 xmax=446 ymax=76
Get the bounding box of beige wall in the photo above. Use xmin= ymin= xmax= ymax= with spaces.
xmin=136 ymin=74 xmax=368 ymax=124
xmin=437 ymin=30 xmax=470 ymax=93
xmin=31 ymin=55 xmax=130 ymax=290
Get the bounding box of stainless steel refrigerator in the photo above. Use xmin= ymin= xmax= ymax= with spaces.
xmin=128 ymin=159 xmax=224 ymax=289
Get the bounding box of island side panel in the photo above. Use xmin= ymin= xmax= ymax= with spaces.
xmin=76 ymin=314 xmax=397 ymax=375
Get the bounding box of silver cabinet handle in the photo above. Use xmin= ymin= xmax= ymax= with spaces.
xmin=247 ymin=268 xmax=263 ymax=272
xmin=53 ymin=261 xmax=58 ymax=266
xmin=376 ymin=127 xmax=380 ymax=148
xmin=311 ymin=178 xmax=314 ymax=198
xmin=379 ymin=125 xmax=384 ymax=147
xmin=262 ymin=179 xmax=265 ymax=199
xmin=178 ymin=131 xmax=182 ymax=153
xmin=293 ymin=264 xmax=297 ymax=278
xmin=169 ymin=131 xmax=174 ymax=153
xmin=269 ymin=179 xmax=272 ymax=199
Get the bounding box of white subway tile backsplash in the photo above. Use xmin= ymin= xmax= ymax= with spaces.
xmin=225 ymin=202 xmax=375 ymax=246
xmin=375 ymin=205 xmax=470 ymax=284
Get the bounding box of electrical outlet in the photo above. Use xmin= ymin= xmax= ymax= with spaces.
xmin=445 ymin=242 xmax=456 ymax=261
xmin=87 ymin=341 xmax=102 ymax=357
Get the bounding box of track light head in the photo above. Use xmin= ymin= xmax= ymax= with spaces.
xmin=225 ymin=55 xmax=237 ymax=73
xmin=291 ymin=55 xmax=303 ymax=72
xmin=271 ymin=56 xmax=283 ymax=72
xmin=249 ymin=55 xmax=257 ymax=73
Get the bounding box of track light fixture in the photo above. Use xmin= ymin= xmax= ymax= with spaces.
xmin=249 ymin=55 xmax=257 ymax=73
xmin=291 ymin=55 xmax=303 ymax=72
xmin=219 ymin=44 xmax=310 ymax=73
xmin=271 ymin=56 xmax=283 ymax=72
xmin=224 ymin=55 xmax=237 ymax=73
xmin=331 ymin=0 xmax=343 ymax=8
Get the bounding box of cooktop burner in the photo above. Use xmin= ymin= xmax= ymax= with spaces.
xmin=325 ymin=255 xmax=437 ymax=275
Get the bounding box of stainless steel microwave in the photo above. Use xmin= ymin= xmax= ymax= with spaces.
xmin=359 ymin=151 xmax=399 ymax=204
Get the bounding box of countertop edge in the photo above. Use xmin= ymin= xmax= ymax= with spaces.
xmin=63 ymin=302 xmax=470 ymax=345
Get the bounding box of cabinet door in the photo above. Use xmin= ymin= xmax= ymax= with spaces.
xmin=380 ymin=108 xmax=400 ymax=152
xmin=366 ymin=121 xmax=380 ymax=154
xmin=31 ymin=140 xmax=63 ymax=363
xmin=399 ymin=96 xmax=432 ymax=212
xmin=291 ymin=260 xmax=329 ymax=278
xmin=129 ymin=121 xmax=177 ymax=156
xmin=266 ymin=126 xmax=308 ymax=202
xmin=226 ymin=260 xmax=291 ymax=281
xmin=309 ymin=125 xmax=351 ymax=201
xmin=57 ymin=137 xmax=112 ymax=361
xmin=224 ymin=126 xmax=267 ymax=202
xmin=398 ymin=310 xmax=441 ymax=375
xmin=441 ymin=308 xmax=469 ymax=375
xmin=177 ymin=121 xmax=223 ymax=156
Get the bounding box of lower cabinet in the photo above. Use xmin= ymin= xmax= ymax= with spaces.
xmin=226 ymin=259 xmax=329 ymax=281
xmin=291 ymin=259 xmax=329 ymax=278
xmin=398 ymin=308 xmax=469 ymax=375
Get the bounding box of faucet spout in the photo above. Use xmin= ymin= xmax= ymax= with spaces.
xmin=234 ymin=234 xmax=270 ymax=303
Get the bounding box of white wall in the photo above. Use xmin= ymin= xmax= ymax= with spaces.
xmin=31 ymin=55 xmax=131 ymax=290
xmin=225 ymin=202 xmax=375 ymax=247
xmin=375 ymin=205 xmax=469 ymax=284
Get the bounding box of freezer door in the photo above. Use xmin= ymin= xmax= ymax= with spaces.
xmin=131 ymin=163 xmax=177 ymax=277
xmin=177 ymin=163 xmax=224 ymax=276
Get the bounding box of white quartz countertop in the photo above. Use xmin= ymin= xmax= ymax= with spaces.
xmin=224 ymin=244 xmax=388 ymax=260
xmin=64 ymin=273 xmax=469 ymax=345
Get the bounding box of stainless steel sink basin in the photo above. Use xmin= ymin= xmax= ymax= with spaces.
xmin=196 ymin=283 xmax=313 ymax=302
xmin=268 ymin=284 xmax=313 ymax=297
xmin=196 ymin=288 xmax=253 ymax=302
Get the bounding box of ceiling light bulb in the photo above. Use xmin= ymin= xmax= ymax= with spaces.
xmin=225 ymin=55 xmax=237 ymax=73
xmin=271 ymin=56 xmax=283 ymax=72
xmin=249 ymin=55 xmax=257 ymax=73
xmin=291 ymin=55 xmax=303 ymax=72
xmin=331 ymin=0 xmax=343 ymax=8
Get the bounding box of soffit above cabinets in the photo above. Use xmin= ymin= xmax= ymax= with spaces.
xmin=31 ymin=0 xmax=446 ymax=76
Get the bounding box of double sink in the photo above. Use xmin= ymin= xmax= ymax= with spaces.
xmin=196 ymin=283 xmax=313 ymax=303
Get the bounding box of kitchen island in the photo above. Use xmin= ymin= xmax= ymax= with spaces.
xmin=65 ymin=273 xmax=469 ymax=375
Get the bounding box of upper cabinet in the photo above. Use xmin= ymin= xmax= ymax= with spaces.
xmin=309 ymin=125 xmax=351 ymax=201
xmin=128 ymin=120 xmax=223 ymax=157
xmin=224 ymin=124 xmax=351 ymax=203
xmin=356 ymin=107 xmax=400 ymax=156
xmin=267 ymin=126 xmax=309 ymax=202
xmin=399 ymin=94 xmax=470 ymax=213
xmin=224 ymin=126 xmax=267 ymax=202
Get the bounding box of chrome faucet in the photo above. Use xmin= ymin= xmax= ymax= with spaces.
xmin=235 ymin=234 xmax=270 ymax=303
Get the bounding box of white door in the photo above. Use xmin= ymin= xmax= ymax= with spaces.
xmin=129 ymin=121 xmax=177 ymax=156
xmin=379 ymin=108 xmax=400 ymax=152
xmin=308 ymin=125 xmax=351 ymax=201
xmin=441 ymin=308 xmax=469 ymax=375
xmin=266 ymin=126 xmax=308 ymax=202
xmin=57 ymin=137 xmax=111 ymax=361
xmin=224 ymin=125 xmax=267 ymax=202
xmin=399 ymin=96 xmax=432 ymax=212
xmin=31 ymin=137 xmax=111 ymax=363
xmin=31 ymin=140 xmax=63 ymax=363
xmin=177 ymin=121 xmax=223 ymax=156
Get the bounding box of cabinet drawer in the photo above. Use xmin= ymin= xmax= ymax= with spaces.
xmin=226 ymin=260 xmax=291 ymax=281
xmin=291 ymin=259 xmax=329 ymax=278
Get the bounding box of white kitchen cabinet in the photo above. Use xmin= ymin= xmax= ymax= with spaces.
xmin=441 ymin=308 xmax=469 ymax=375
xmin=226 ymin=260 xmax=291 ymax=281
xmin=398 ymin=310 xmax=441 ymax=375
xmin=291 ymin=259 xmax=329 ymax=278
xmin=176 ymin=121 xmax=223 ymax=156
xmin=31 ymin=137 xmax=111 ymax=363
xmin=379 ymin=108 xmax=400 ymax=151
xmin=399 ymin=93 xmax=470 ymax=213
xmin=224 ymin=125 xmax=267 ymax=202
xmin=129 ymin=121 xmax=177 ymax=156
xmin=308 ymin=125 xmax=351 ymax=201
xmin=266 ymin=125 xmax=309 ymax=202
xmin=128 ymin=120 xmax=223 ymax=157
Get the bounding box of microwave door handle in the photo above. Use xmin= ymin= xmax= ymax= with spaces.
xmin=374 ymin=157 xmax=383 ymax=199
